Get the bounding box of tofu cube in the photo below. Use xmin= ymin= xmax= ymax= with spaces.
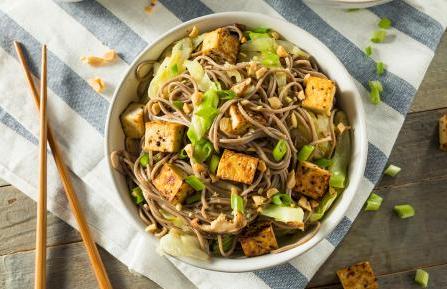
xmin=336 ymin=261 xmax=378 ymax=289
xmin=229 ymin=104 xmax=249 ymax=134
xmin=216 ymin=150 xmax=259 ymax=184
xmin=440 ymin=114 xmax=447 ymax=151
xmin=302 ymin=76 xmax=336 ymax=116
xmin=240 ymin=222 xmax=278 ymax=257
xmin=201 ymin=28 xmax=240 ymax=64
xmin=152 ymin=163 xmax=193 ymax=205
xmin=143 ymin=120 xmax=184 ymax=153
xmin=120 ymin=102 xmax=145 ymax=138
xmin=294 ymin=161 xmax=331 ymax=200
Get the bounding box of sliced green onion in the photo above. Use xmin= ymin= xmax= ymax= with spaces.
xmin=261 ymin=52 xmax=280 ymax=67
xmin=231 ymin=192 xmax=244 ymax=214
xmin=139 ymin=153 xmax=150 ymax=167
xmin=369 ymin=80 xmax=383 ymax=105
xmin=216 ymin=90 xmax=236 ymax=100
xmin=185 ymin=176 xmax=205 ymax=191
xmin=252 ymin=27 xmax=270 ymax=33
xmin=131 ymin=187 xmax=144 ymax=205
xmin=394 ymin=204 xmax=415 ymax=219
xmin=309 ymin=188 xmax=338 ymax=222
xmin=346 ymin=8 xmax=360 ymax=12
xmin=193 ymin=139 xmax=213 ymax=163
xmin=272 ymin=193 xmax=293 ymax=207
xmin=185 ymin=193 xmax=201 ymax=204
xmin=371 ymin=30 xmax=387 ymax=43
xmin=329 ymin=174 xmax=345 ymax=188
xmin=208 ymin=154 xmax=220 ymax=175
xmin=211 ymin=235 xmax=235 ymax=255
xmin=314 ymin=158 xmax=333 ymax=169
xmin=178 ymin=148 xmax=188 ymax=160
xmin=273 ymin=139 xmax=288 ymax=161
xmin=378 ymin=17 xmax=392 ymax=29
xmin=297 ymin=145 xmax=315 ymax=161
xmin=172 ymin=100 xmax=184 ymax=110
xmin=364 ymin=45 xmax=373 ymax=57
xmin=247 ymin=31 xmax=271 ymax=40
xmin=328 ymin=112 xmax=351 ymax=189
xmin=364 ymin=192 xmax=383 ymax=211
xmin=376 ymin=61 xmax=385 ymax=76
xmin=384 ymin=164 xmax=401 ymax=177
xmin=171 ymin=64 xmax=179 ymax=75
xmin=414 ymin=269 xmax=429 ymax=288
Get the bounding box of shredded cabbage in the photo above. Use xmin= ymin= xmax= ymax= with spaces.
xmin=309 ymin=113 xmax=332 ymax=158
xmin=158 ymin=228 xmax=209 ymax=260
xmin=261 ymin=204 xmax=304 ymax=226
xmin=276 ymin=40 xmax=309 ymax=58
xmin=185 ymin=60 xmax=213 ymax=92
xmin=241 ymin=37 xmax=276 ymax=53
xmin=309 ymin=187 xmax=338 ymax=222
xmin=148 ymin=37 xmax=193 ymax=98
xmin=159 ymin=209 xmax=185 ymax=228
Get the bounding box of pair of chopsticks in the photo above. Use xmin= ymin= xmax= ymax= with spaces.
xmin=14 ymin=42 xmax=113 ymax=289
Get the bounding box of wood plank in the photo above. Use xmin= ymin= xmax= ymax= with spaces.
xmin=410 ymin=32 xmax=447 ymax=113
xmin=307 ymin=264 xmax=447 ymax=289
xmin=0 ymin=186 xmax=80 ymax=255
xmin=377 ymin=107 xmax=447 ymax=188
xmin=0 ymin=241 xmax=162 ymax=289
xmin=307 ymin=175 xmax=447 ymax=287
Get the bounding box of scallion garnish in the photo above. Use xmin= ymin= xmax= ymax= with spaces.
xmin=371 ymin=30 xmax=387 ymax=43
xmin=252 ymin=27 xmax=270 ymax=33
xmin=139 ymin=153 xmax=150 ymax=167
xmin=329 ymin=174 xmax=345 ymax=188
xmin=297 ymin=145 xmax=315 ymax=161
xmin=384 ymin=164 xmax=401 ymax=177
xmin=364 ymin=192 xmax=383 ymax=211
xmin=185 ymin=192 xmax=201 ymax=204
xmin=178 ymin=148 xmax=188 ymax=160
xmin=211 ymin=235 xmax=235 ymax=255
xmin=193 ymin=139 xmax=213 ymax=163
xmin=131 ymin=187 xmax=144 ymax=205
xmin=272 ymin=193 xmax=293 ymax=207
xmin=376 ymin=61 xmax=385 ymax=76
xmin=171 ymin=63 xmax=178 ymax=75
xmin=394 ymin=204 xmax=415 ymax=219
xmin=364 ymin=45 xmax=373 ymax=57
xmin=273 ymin=139 xmax=288 ymax=161
xmin=185 ymin=175 xmax=205 ymax=191
xmin=414 ymin=269 xmax=429 ymax=288
xmin=378 ymin=17 xmax=392 ymax=29
xmin=231 ymin=192 xmax=244 ymax=214
xmin=217 ymin=90 xmax=236 ymax=100
xmin=208 ymin=154 xmax=220 ymax=175
xmin=368 ymin=80 xmax=383 ymax=105
xmin=314 ymin=158 xmax=333 ymax=169
xmin=172 ymin=100 xmax=183 ymax=110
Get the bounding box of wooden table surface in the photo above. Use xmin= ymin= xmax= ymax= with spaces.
xmin=1 ymin=33 xmax=446 ymax=289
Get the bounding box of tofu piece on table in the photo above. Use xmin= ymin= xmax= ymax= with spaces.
xmin=294 ymin=161 xmax=331 ymax=200
xmin=439 ymin=114 xmax=447 ymax=151
xmin=152 ymin=163 xmax=193 ymax=205
xmin=302 ymin=76 xmax=336 ymax=116
xmin=336 ymin=261 xmax=378 ymax=289
xmin=143 ymin=120 xmax=184 ymax=153
xmin=240 ymin=222 xmax=278 ymax=257
xmin=120 ymin=102 xmax=145 ymax=138
xmin=216 ymin=149 xmax=259 ymax=185
xmin=201 ymin=28 xmax=240 ymax=64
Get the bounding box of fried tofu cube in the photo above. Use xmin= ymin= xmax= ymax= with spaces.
xmin=302 ymin=76 xmax=336 ymax=116
xmin=201 ymin=28 xmax=240 ymax=64
xmin=229 ymin=104 xmax=249 ymax=134
xmin=152 ymin=164 xmax=193 ymax=205
xmin=120 ymin=102 xmax=145 ymax=138
xmin=143 ymin=120 xmax=184 ymax=153
xmin=336 ymin=261 xmax=378 ymax=289
xmin=439 ymin=114 xmax=447 ymax=151
xmin=240 ymin=222 xmax=278 ymax=257
xmin=294 ymin=161 xmax=331 ymax=200
xmin=216 ymin=149 xmax=259 ymax=184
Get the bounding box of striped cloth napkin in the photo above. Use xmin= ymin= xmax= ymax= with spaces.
xmin=1 ymin=0 xmax=446 ymax=288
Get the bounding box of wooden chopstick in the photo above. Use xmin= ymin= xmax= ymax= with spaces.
xmin=14 ymin=42 xmax=113 ymax=289
xmin=35 ymin=44 xmax=48 ymax=289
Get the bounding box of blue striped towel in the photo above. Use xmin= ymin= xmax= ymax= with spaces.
xmin=1 ymin=1 xmax=446 ymax=288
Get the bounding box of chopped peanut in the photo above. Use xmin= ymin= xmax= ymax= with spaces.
xmin=286 ymin=170 xmax=296 ymax=189
xmin=276 ymin=45 xmax=288 ymax=58
xmin=270 ymin=31 xmax=280 ymax=40
xmin=266 ymin=188 xmax=279 ymax=198
xmin=188 ymin=26 xmax=199 ymax=38
xmin=191 ymin=91 xmax=203 ymax=106
xmin=88 ymin=77 xmax=106 ymax=93
xmin=252 ymin=195 xmax=267 ymax=207
xmin=256 ymin=67 xmax=268 ymax=79
xmin=257 ymin=160 xmax=267 ymax=172
xmin=297 ymin=90 xmax=306 ymax=101
xmin=145 ymin=224 xmax=158 ymax=233
xmin=81 ymin=49 xmax=117 ymax=66
xmin=268 ymin=97 xmax=282 ymax=109
xmin=183 ymin=103 xmax=193 ymax=114
xmin=247 ymin=61 xmax=257 ymax=77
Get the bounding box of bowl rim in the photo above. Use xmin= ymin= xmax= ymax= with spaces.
xmin=105 ymin=11 xmax=368 ymax=272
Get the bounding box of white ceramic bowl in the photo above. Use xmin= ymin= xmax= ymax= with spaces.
xmin=304 ymin=0 xmax=392 ymax=8
xmin=105 ymin=12 xmax=367 ymax=272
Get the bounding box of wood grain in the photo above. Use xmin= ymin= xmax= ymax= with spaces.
xmin=0 ymin=241 xmax=161 ymax=289
xmin=410 ymin=32 xmax=447 ymax=113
